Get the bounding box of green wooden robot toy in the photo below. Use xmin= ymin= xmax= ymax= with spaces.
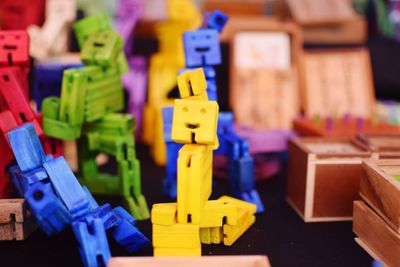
xmin=41 ymin=14 xmax=149 ymax=220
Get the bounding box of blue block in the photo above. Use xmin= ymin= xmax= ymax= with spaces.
xmin=33 ymin=62 xmax=83 ymax=111
xmin=9 ymin=165 xmax=48 ymax=196
xmin=92 ymin=204 xmax=118 ymax=230
xmin=241 ymin=189 xmax=264 ymax=213
xmin=203 ymin=10 xmax=228 ymax=33
xmin=232 ymin=156 xmax=255 ymax=193
xmin=72 ymin=217 xmax=111 ymax=267
xmin=82 ymin=186 xmax=100 ymax=210
xmin=183 ymin=29 xmax=221 ymax=67
xmin=25 ymin=182 xmax=72 ymax=235
xmin=7 ymin=124 xmax=47 ymax=172
xmin=163 ymin=142 xmax=182 ymax=199
xmin=44 ymin=157 xmax=90 ymax=219
xmin=111 ymin=208 xmax=150 ymax=253
xmin=206 ymin=79 xmax=217 ymax=101
xmin=162 ymin=107 xmax=174 ymax=142
xmin=217 ymin=112 xmax=234 ymax=135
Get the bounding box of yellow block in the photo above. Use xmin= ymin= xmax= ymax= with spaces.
xmin=200 ymin=227 xmax=223 ymax=245
xmin=177 ymin=144 xmax=213 ymax=224
xmin=153 ymin=223 xmax=200 ymax=249
xmin=172 ymin=99 xmax=219 ymax=145
xmin=199 ymin=200 xmax=238 ymax=227
xmin=151 ymin=199 xmax=238 ymax=227
xmin=154 ymin=247 xmax=201 ymax=257
xmin=223 ymin=209 xmax=256 ymax=246
xmin=151 ymin=203 xmax=176 ymax=226
xmin=177 ymin=68 xmax=208 ymax=100
xmin=218 ymin=196 xmax=257 ymax=215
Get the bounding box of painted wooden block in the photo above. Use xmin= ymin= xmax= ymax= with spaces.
xmin=287 ymin=137 xmax=374 ymax=222
xmin=108 ymin=255 xmax=271 ymax=267
xmin=360 ymin=159 xmax=400 ymax=233
xmin=0 ymin=199 xmax=36 ymax=240
xmin=203 ymin=0 xmax=266 ymax=16
xmin=357 ymin=134 xmax=400 ymax=159
xmin=353 ymin=201 xmax=400 ymax=267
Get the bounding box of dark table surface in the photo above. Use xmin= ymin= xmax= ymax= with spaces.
xmin=0 ymin=143 xmax=374 ymax=267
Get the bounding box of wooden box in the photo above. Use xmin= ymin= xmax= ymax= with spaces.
xmin=357 ymin=134 xmax=400 ymax=159
xmin=226 ymin=17 xmax=302 ymax=131
xmin=301 ymin=48 xmax=375 ymax=119
xmin=360 ymin=159 xmax=400 ymax=232
xmin=353 ymin=201 xmax=400 ymax=267
xmin=287 ymin=137 xmax=374 ymax=222
xmin=108 ymin=256 xmax=271 ymax=267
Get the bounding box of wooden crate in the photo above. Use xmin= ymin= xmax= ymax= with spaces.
xmin=108 ymin=256 xmax=271 ymax=267
xmin=357 ymin=134 xmax=400 ymax=159
xmin=301 ymin=48 xmax=375 ymax=119
xmin=360 ymin=159 xmax=400 ymax=233
xmin=287 ymin=137 xmax=374 ymax=222
xmin=226 ymin=16 xmax=302 ymax=131
xmin=293 ymin=117 xmax=400 ymax=138
xmin=353 ymin=201 xmax=400 ymax=267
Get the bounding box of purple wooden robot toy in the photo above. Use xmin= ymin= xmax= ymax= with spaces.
xmin=115 ymin=0 xmax=148 ymax=139
xmin=162 ymin=10 xmax=264 ymax=213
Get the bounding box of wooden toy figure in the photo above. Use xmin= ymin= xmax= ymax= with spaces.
xmin=152 ymin=68 xmax=257 ymax=256
xmin=142 ymin=0 xmax=202 ymax=165
xmin=162 ymin=10 xmax=264 ymax=212
xmin=41 ymin=16 xmax=149 ymax=220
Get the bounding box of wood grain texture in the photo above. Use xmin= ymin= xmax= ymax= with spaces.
xmin=204 ymin=0 xmax=265 ymax=16
xmin=0 ymin=199 xmax=36 ymax=240
xmin=353 ymin=201 xmax=400 ymax=267
xmin=108 ymin=256 xmax=271 ymax=267
xmin=302 ymin=49 xmax=375 ymax=119
xmin=313 ymin=164 xmax=361 ymax=217
xmin=360 ymin=160 xmax=400 ymax=233
xmin=287 ymin=139 xmax=309 ymax=217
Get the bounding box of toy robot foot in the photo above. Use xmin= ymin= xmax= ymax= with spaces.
xmin=124 ymin=195 xmax=150 ymax=220
xmin=240 ymin=189 xmax=264 ymax=213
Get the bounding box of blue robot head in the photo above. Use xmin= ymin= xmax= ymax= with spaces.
xmin=183 ymin=29 xmax=221 ymax=68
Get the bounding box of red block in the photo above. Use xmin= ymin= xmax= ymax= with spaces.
xmin=0 ymin=0 xmax=45 ymax=30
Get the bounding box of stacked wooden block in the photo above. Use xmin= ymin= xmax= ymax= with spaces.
xmin=151 ymin=68 xmax=256 ymax=256
xmin=353 ymin=160 xmax=400 ymax=266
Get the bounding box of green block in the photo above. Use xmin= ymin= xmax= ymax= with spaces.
xmin=60 ymin=68 xmax=88 ymax=126
xmin=394 ymin=175 xmax=400 ymax=182
xmin=81 ymin=32 xmax=124 ymax=68
xmin=73 ymin=13 xmax=113 ymax=48
xmin=43 ymin=117 xmax=81 ymax=140
xmin=42 ymin=97 xmax=61 ymax=120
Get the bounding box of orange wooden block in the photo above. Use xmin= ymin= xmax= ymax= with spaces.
xmin=353 ymin=201 xmax=400 ymax=267
xmin=107 ymin=255 xmax=271 ymax=267
xmin=287 ymin=137 xmax=374 ymax=222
